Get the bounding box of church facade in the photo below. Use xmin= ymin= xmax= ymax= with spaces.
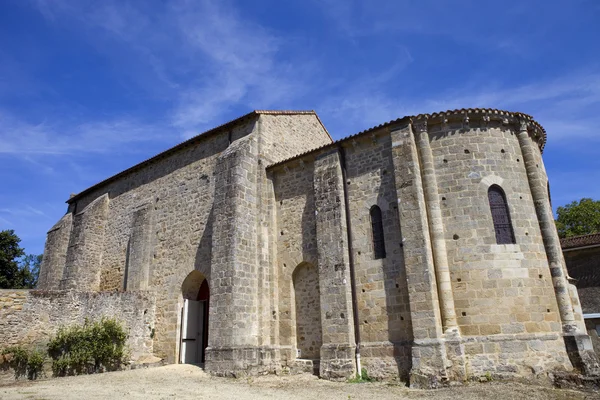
xmin=28 ymin=108 xmax=599 ymax=385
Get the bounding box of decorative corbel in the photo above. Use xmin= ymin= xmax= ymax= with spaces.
xmin=481 ymin=114 xmax=490 ymax=130
xmin=462 ymin=113 xmax=470 ymax=129
xmin=411 ymin=117 xmax=428 ymax=134
xmin=518 ymin=118 xmax=529 ymax=132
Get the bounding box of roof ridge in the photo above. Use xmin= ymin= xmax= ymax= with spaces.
xmin=268 ymin=107 xmax=545 ymax=169
xmin=560 ymin=232 xmax=600 ymax=249
xmin=254 ymin=110 xmax=316 ymax=115
xmin=67 ymin=110 xmax=329 ymax=203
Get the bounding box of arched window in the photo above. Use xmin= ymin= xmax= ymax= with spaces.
xmin=488 ymin=185 xmax=516 ymax=245
xmin=370 ymin=206 xmax=386 ymax=259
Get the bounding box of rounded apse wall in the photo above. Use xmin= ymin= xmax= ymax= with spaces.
xmin=412 ymin=109 xmax=559 ymax=337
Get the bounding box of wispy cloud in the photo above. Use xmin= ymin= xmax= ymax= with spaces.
xmin=3 ymin=0 xmax=598 ymax=256
xmin=25 ymin=0 xmax=319 ymax=141
xmin=319 ymin=70 xmax=600 ymax=141
xmin=0 ymin=206 xmax=48 ymax=218
xmin=0 ymin=110 xmax=174 ymax=155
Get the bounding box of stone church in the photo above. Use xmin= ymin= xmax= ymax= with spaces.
xmin=4 ymin=108 xmax=599 ymax=386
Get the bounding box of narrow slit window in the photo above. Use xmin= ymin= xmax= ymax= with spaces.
xmin=370 ymin=206 xmax=386 ymax=259
xmin=488 ymin=185 xmax=516 ymax=245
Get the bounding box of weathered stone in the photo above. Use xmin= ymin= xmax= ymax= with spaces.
xmin=3 ymin=108 xmax=597 ymax=386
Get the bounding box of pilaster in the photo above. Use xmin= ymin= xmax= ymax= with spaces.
xmin=516 ymin=119 xmax=599 ymax=375
xmin=389 ymin=123 xmax=452 ymax=387
xmin=205 ymin=135 xmax=278 ymax=376
xmin=313 ymin=149 xmax=357 ymax=381
xmin=125 ymin=204 xmax=153 ymax=290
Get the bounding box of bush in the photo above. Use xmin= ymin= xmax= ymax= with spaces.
xmin=1 ymin=345 xmax=46 ymax=380
xmin=47 ymin=318 xmax=128 ymax=376
xmin=27 ymin=350 xmax=45 ymax=380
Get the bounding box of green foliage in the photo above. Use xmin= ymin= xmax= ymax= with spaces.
xmin=0 ymin=229 xmax=42 ymax=289
xmin=555 ymin=198 xmax=600 ymax=238
xmin=1 ymin=345 xmax=46 ymax=380
xmin=47 ymin=318 xmax=128 ymax=376
xmin=348 ymin=367 xmax=375 ymax=383
xmin=481 ymin=371 xmax=493 ymax=382
xmin=0 ymin=230 xmax=25 ymax=289
xmin=27 ymin=350 xmax=45 ymax=380
xmin=19 ymin=254 xmax=43 ymax=288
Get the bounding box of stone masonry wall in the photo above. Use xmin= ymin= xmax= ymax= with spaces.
xmin=585 ymin=318 xmax=600 ymax=359
xmin=427 ymin=117 xmax=571 ymax=376
xmin=45 ymin=119 xmax=254 ymax=363
xmin=37 ymin=213 xmax=72 ymax=290
xmin=313 ymin=149 xmax=357 ymax=380
xmin=342 ymin=132 xmax=413 ymax=379
xmin=389 ymin=122 xmax=449 ymax=385
xmin=293 ymin=263 xmax=322 ymax=360
xmin=0 ymin=289 xmax=155 ymax=360
xmin=257 ymin=113 xmax=331 ymax=358
xmin=272 ymin=160 xmax=318 ymax=363
xmin=61 ymin=194 xmax=109 ymax=291
xmin=125 ymin=204 xmax=153 ymax=290
xmin=38 ymin=111 xmax=333 ymax=370
xmin=259 ymin=114 xmax=332 ymax=165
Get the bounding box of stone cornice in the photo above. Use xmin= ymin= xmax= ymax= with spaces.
xmin=268 ymin=108 xmax=548 ymax=171
xmin=410 ymin=108 xmax=546 ymax=152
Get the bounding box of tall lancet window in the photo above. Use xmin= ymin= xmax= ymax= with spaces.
xmin=370 ymin=205 xmax=386 ymax=259
xmin=488 ymin=185 xmax=516 ymax=245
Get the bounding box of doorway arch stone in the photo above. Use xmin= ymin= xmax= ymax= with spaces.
xmin=180 ymin=270 xmax=210 ymax=364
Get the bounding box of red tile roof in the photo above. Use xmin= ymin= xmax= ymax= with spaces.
xmin=561 ymin=233 xmax=600 ymax=250
xmin=268 ymin=107 xmax=546 ymax=169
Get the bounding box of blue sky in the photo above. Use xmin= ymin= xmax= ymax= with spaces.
xmin=1 ymin=0 xmax=599 ymax=256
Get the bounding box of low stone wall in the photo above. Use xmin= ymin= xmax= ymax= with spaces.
xmin=0 ymin=289 xmax=156 ymax=360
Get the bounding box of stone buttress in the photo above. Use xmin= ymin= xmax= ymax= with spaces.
xmin=26 ymin=108 xmax=600 ymax=385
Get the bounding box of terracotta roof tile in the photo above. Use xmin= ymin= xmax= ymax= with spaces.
xmin=268 ymin=107 xmax=546 ymax=169
xmin=561 ymin=233 xmax=600 ymax=250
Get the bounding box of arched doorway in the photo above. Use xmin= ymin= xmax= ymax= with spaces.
xmin=293 ymin=263 xmax=322 ymax=360
xmin=180 ymin=270 xmax=209 ymax=364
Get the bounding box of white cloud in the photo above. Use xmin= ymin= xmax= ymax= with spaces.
xmin=0 ymin=110 xmax=174 ymax=155
xmin=168 ymin=0 xmax=312 ymax=136
xmin=28 ymin=0 xmax=315 ymax=140
xmin=319 ymin=70 xmax=600 ymax=141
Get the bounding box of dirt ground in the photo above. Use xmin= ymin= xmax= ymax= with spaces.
xmin=0 ymin=364 xmax=598 ymax=400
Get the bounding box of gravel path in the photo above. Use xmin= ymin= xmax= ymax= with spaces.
xmin=0 ymin=364 xmax=598 ymax=400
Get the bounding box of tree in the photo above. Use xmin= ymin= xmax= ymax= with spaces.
xmin=555 ymin=198 xmax=600 ymax=238
xmin=0 ymin=229 xmax=25 ymax=289
xmin=19 ymin=254 xmax=43 ymax=288
xmin=0 ymin=230 xmax=42 ymax=289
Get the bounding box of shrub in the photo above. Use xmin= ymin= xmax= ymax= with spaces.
xmin=27 ymin=350 xmax=45 ymax=380
xmin=47 ymin=318 xmax=128 ymax=376
xmin=1 ymin=345 xmax=46 ymax=380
